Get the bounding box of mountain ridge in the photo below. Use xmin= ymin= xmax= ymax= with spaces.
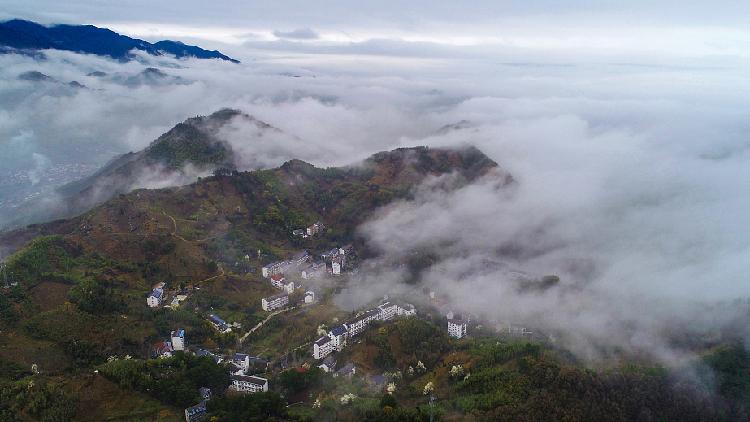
xmin=0 ymin=19 xmax=239 ymax=62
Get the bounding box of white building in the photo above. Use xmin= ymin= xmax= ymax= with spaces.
xmin=313 ymin=336 xmax=334 ymax=359
xmin=261 ymin=293 xmax=289 ymax=311
xmin=396 ymin=303 xmax=417 ymax=316
xmin=304 ymin=291 xmax=315 ymax=304
xmin=232 ymin=353 xmax=250 ymax=373
xmin=345 ymin=309 xmax=380 ymax=337
xmin=301 ymin=262 xmax=325 ymax=279
xmin=270 ymin=274 xmax=294 ymax=293
xmin=261 ymin=261 xmax=285 ymax=278
xmin=170 ymin=329 xmax=185 ymax=351
xmin=328 ymin=325 xmax=348 ymax=351
xmin=331 ymin=262 xmax=341 ymax=276
xmin=230 ymin=375 xmax=269 ymax=393
xmin=447 ymin=314 xmax=468 ymax=339
xmin=377 ymin=302 xmax=399 ymax=321
xmin=147 ymin=288 xmax=164 ymax=307
xmin=292 ymin=251 xmax=310 ymax=266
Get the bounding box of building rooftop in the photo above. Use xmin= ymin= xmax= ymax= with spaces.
xmin=315 ymin=336 xmax=331 ymax=346
xmin=149 ymin=288 xmax=163 ymax=299
xmin=231 ymin=374 xmax=268 ymax=385
xmin=330 ymin=325 xmax=348 ymax=336
xmin=265 ymin=292 xmax=288 ymax=301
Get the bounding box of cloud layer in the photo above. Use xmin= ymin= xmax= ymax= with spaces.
xmin=0 ymin=16 xmax=749 ymax=364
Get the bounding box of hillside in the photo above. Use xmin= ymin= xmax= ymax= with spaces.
xmin=2 ymin=109 xmax=276 ymax=230
xmin=0 ymin=19 xmax=238 ymax=62
xmin=0 ymin=144 xmax=506 ymax=420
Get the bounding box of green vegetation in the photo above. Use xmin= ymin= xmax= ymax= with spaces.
xmin=206 ymin=392 xmax=289 ymax=421
xmin=0 ymin=379 xmax=77 ymax=422
xmin=98 ymin=352 xmax=229 ymax=407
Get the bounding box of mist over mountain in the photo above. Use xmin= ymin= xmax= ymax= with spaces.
xmin=1 ymin=2 xmax=750 ymax=420
xmin=0 ymin=19 xmax=238 ymax=62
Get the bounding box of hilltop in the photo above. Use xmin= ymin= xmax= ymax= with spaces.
xmin=2 ymin=109 xmax=275 ymax=230
xmin=0 ymin=19 xmax=238 ymax=62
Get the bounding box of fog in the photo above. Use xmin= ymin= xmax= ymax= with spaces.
xmin=1 ymin=4 xmax=750 ymax=363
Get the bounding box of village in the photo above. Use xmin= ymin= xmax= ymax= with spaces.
xmin=142 ymin=220 xmax=531 ymax=421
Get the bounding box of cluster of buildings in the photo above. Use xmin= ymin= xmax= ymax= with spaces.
xmin=153 ymin=329 xmax=186 ymax=358
xmin=312 ymin=302 xmax=416 ymax=360
xmin=183 ymin=349 xmax=270 ymax=421
xmin=227 ymin=352 xmax=269 ymax=394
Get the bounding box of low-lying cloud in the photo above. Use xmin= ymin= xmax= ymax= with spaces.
xmin=0 ymin=32 xmax=749 ymax=364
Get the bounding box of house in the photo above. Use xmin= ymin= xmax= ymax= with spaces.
xmin=261 ymin=292 xmax=289 ymax=311
xmin=229 ymin=362 xmax=246 ymax=376
xmin=301 ymin=262 xmax=325 ymax=279
xmin=328 ymin=325 xmax=348 ymax=351
xmin=292 ymin=229 xmax=305 ymax=237
xmin=396 ymin=303 xmax=417 ymax=316
xmin=261 ymin=261 xmax=285 ymax=278
xmin=153 ymin=281 xmax=166 ymax=290
xmin=147 ymin=288 xmax=164 ymax=307
xmin=304 ymin=291 xmax=315 ymax=304
xmin=208 ymin=314 xmax=231 ymax=333
xmin=154 ymin=341 xmax=174 ymax=358
xmin=318 ymin=355 xmax=336 ymax=372
xmin=171 ymin=329 xmax=185 ymax=351
xmin=270 ymin=274 xmax=286 ymax=289
xmin=306 ymin=221 xmax=323 ymax=236
xmin=345 ymin=309 xmax=379 ymax=337
xmin=184 ymin=401 xmax=207 ymax=422
xmin=321 ymin=247 xmax=340 ymax=260
xmin=335 ymin=362 xmax=356 ymax=378
xmin=199 ymin=387 xmax=212 ymax=401
xmin=232 ymin=353 xmax=250 ymax=372
xmin=292 ymin=251 xmax=310 ymax=266
xmin=196 ymin=349 xmax=223 ymax=364
xmin=271 ymin=274 xmax=294 ymax=294
xmin=331 ymin=261 xmax=341 ymax=276
xmin=230 ymin=375 xmax=269 ymax=393
xmin=447 ymin=313 xmax=468 ymax=339
xmin=170 ymin=294 xmax=188 ymax=308
xmin=313 ymin=335 xmax=334 ymax=359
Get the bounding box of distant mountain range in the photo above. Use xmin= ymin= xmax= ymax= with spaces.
xmin=0 ymin=19 xmax=238 ymax=62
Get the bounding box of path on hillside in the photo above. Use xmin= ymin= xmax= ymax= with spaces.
xmin=238 ymin=306 xmax=298 ymax=344
xmin=161 ymin=210 xmax=218 ymax=243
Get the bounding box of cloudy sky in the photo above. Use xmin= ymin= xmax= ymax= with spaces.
xmin=1 ymin=1 xmax=750 ymax=362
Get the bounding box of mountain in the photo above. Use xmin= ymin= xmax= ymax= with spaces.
xmin=0 ymin=144 xmax=504 ymax=259
xmin=0 ymin=146 xmax=746 ymax=421
xmin=0 ymin=109 xmax=274 ymax=231
xmin=0 ymin=19 xmax=239 ymax=62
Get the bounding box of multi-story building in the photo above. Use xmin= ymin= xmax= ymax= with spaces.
xmin=345 ymin=309 xmax=380 ymax=337
xmin=230 ymin=375 xmax=269 ymax=393
xmin=261 ymin=261 xmax=285 ymax=278
xmin=377 ymin=302 xmax=399 ymax=321
xmin=328 ymin=325 xmax=348 ymax=351
xmin=170 ymin=329 xmax=185 ymax=351
xmin=447 ymin=314 xmax=468 ymax=339
xmin=261 ymin=292 xmax=289 ymax=311
xmin=313 ymin=335 xmax=334 ymax=359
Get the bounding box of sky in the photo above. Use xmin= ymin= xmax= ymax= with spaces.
xmin=1 ymin=1 xmax=750 ymax=363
